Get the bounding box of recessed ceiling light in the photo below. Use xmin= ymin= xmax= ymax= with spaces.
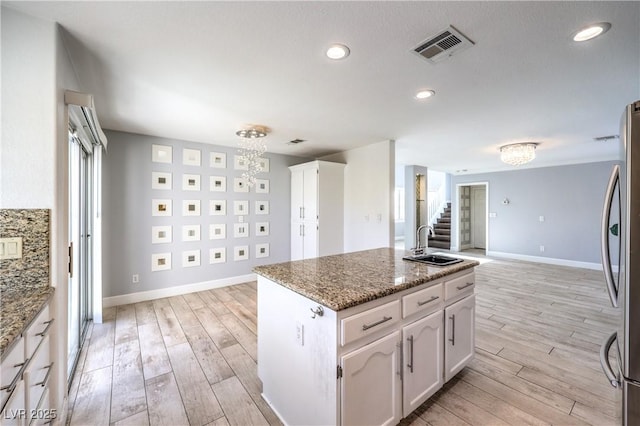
xmin=573 ymin=22 xmax=611 ymax=42
xmin=415 ymin=90 xmax=435 ymax=100
xmin=326 ymin=44 xmax=350 ymax=60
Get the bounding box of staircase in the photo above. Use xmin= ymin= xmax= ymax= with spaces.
xmin=428 ymin=202 xmax=451 ymax=250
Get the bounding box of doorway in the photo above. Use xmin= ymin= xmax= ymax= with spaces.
xmin=456 ymin=182 xmax=488 ymax=254
xmin=68 ymin=129 xmax=93 ymax=384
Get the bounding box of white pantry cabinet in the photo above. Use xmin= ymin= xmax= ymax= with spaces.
xmin=258 ymin=269 xmax=475 ymax=426
xmin=290 ymin=161 xmax=345 ymax=260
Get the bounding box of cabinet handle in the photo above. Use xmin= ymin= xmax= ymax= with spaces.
xmin=407 ymin=335 xmax=414 ymax=373
xmin=310 ymin=306 xmax=324 ymax=319
xmin=397 ymin=342 xmax=403 ymax=380
xmin=449 ymin=314 xmax=456 ymax=346
xmin=36 ymin=319 xmax=55 ymax=337
xmin=299 ymin=207 xmax=303 ymax=219
xmin=1 ymin=359 xmax=29 ymax=393
xmin=456 ymin=282 xmax=474 ymax=291
xmin=417 ymin=296 xmax=439 ymax=306
xmin=300 ymin=224 xmax=305 ymax=237
xmin=35 ymin=362 xmax=54 ymax=387
xmin=362 ymin=316 xmax=393 ymax=331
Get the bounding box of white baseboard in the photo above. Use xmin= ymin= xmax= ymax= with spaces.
xmin=486 ymin=251 xmax=602 ymax=271
xmin=103 ymin=273 xmax=257 ymax=307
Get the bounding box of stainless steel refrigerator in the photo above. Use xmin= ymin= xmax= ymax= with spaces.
xmin=600 ymin=100 xmax=640 ymax=425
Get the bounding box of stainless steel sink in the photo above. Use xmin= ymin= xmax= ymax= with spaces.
xmin=402 ymin=254 xmax=463 ymax=266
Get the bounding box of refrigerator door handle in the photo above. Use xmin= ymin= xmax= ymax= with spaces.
xmin=600 ymin=331 xmax=621 ymax=388
xmin=600 ymin=164 xmax=620 ymax=308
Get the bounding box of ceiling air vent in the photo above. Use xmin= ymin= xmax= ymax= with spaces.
xmin=413 ymin=25 xmax=474 ymax=64
xmin=288 ymin=139 xmax=306 ymax=145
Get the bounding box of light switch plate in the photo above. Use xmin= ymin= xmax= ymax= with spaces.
xmin=0 ymin=237 xmax=23 ymax=260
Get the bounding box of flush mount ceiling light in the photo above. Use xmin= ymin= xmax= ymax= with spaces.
xmin=500 ymin=143 xmax=538 ymax=166
xmin=415 ymin=89 xmax=435 ymax=99
xmin=573 ymin=22 xmax=611 ymax=42
xmin=236 ymin=125 xmax=269 ymax=186
xmin=326 ymin=44 xmax=350 ymax=60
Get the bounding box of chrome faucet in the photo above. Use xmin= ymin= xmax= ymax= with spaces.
xmin=413 ymin=225 xmax=435 ymax=256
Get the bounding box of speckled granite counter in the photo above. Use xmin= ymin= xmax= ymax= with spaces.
xmin=253 ymin=247 xmax=479 ymax=311
xmin=0 ymin=286 xmax=54 ymax=359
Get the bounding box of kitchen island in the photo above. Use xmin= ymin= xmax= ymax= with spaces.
xmin=254 ymin=247 xmax=479 ymax=426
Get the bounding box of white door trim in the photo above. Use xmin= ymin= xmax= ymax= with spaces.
xmin=452 ymin=182 xmax=489 ymax=252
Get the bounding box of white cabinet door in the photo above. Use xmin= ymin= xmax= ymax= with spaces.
xmin=302 ymin=166 xmax=318 ymax=222
xmin=291 ymin=223 xmax=304 ymax=261
xmin=302 ymin=223 xmax=318 ymax=259
xmin=444 ymin=294 xmax=475 ymax=382
xmin=402 ymin=310 xmax=444 ymax=416
xmin=291 ymin=168 xmax=304 ymax=222
xmin=1 ymin=380 xmax=25 ymax=426
xmin=341 ymin=331 xmax=402 ymax=426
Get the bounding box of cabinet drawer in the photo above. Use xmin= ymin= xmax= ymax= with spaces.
xmin=29 ymin=387 xmax=52 ymax=426
xmin=25 ymin=336 xmax=52 ymax=417
xmin=403 ymin=283 xmax=443 ymax=318
xmin=341 ymin=300 xmax=401 ymax=346
xmin=25 ymin=305 xmax=53 ymax=358
xmin=444 ymin=273 xmax=475 ymax=301
xmin=1 ymin=336 xmax=26 ymax=410
xmin=1 ymin=380 xmax=25 ymax=426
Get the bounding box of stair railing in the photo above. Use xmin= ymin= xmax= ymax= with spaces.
xmin=427 ymin=185 xmax=447 ymax=228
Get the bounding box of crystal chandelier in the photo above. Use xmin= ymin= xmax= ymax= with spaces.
xmin=500 ymin=143 xmax=538 ymax=166
xmin=236 ymin=125 xmax=268 ymax=186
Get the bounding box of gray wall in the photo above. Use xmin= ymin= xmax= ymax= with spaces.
xmin=102 ymin=130 xmax=305 ymax=298
xmin=404 ymin=165 xmax=428 ymax=249
xmin=451 ymin=161 xmax=617 ymax=263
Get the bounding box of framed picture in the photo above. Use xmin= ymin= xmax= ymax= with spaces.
xmin=233 ymin=200 xmax=249 ymax=215
xmin=210 ymin=247 xmax=226 ymax=264
xmin=234 ymin=155 xmax=249 ymax=170
xmin=151 ymin=253 xmax=172 ymax=271
xmin=182 ymin=174 xmax=201 ymax=191
xmin=255 ymin=222 xmax=269 ymax=236
xmin=182 ymin=225 xmax=200 ymax=242
xmin=233 ymin=177 xmax=249 ymax=193
xmin=210 ymin=176 xmax=226 ymax=192
xmin=152 ymin=226 xmax=172 ymax=244
xmin=182 ymin=200 xmax=201 ymax=216
xmin=258 ymin=157 xmax=270 ymax=172
xmin=256 ymin=243 xmax=270 ymax=259
xmin=234 ymin=223 xmax=249 ymax=238
xmin=210 ymin=152 xmax=227 ymax=168
xmin=234 ymin=246 xmax=249 ymax=261
xmin=255 ymin=200 xmax=269 ymax=215
xmin=152 ymin=199 xmax=172 ymax=216
xmin=209 ymin=223 xmax=226 ymax=240
xmin=183 ymin=148 xmax=201 ymax=166
xmin=255 ymin=178 xmax=269 ymax=193
xmin=152 ymin=144 xmax=172 ymax=164
xmin=182 ymin=250 xmax=201 ymax=268
xmin=210 ymin=200 xmax=227 ymax=215
xmin=152 ymin=172 xmax=172 ymax=190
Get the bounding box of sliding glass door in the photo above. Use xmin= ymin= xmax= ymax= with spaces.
xmin=68 ymin=130 xmax=93 ymax=383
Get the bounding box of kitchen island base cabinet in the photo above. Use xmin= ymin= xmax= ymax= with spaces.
xmin=444 ymin=295 xmax=475 ymax=382
xmin=341 ymin=331 xmax=402 ymax=426
xmin=257 ymin=268 xmax=476 ymax=426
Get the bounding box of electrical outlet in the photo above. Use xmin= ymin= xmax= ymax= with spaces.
xmin=296 ymin=321 xmax=304 ymax=346
xmin=132 ymin=274 xmax=140 ymax=284
xmin=539 ymin=245 xmax=545 ymax=252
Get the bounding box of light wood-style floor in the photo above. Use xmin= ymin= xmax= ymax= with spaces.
xmin=67 ymin=257 xmax=621 ymax=426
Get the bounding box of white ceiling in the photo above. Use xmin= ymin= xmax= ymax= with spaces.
xmin=6 ymin=1 xmax=640 ymax=174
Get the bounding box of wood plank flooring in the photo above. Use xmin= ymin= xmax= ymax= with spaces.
xmin=67 ymin=257 xmax=621 ymax=425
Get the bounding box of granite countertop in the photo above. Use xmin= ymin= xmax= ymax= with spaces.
xmin=0 ymin=286 xmax=55 ymax=359
xmin=253 ymin=247 xmax=479 ymax=311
